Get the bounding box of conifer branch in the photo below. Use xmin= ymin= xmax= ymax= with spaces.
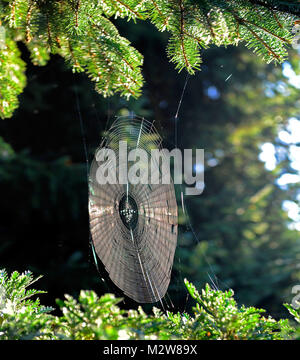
xmin=9 ymin=0 xmax=16 ymax=27
xmin=0 ymin=0 xmax=297 ymax=119
xmin=271 ymin=9 xmax=283 ymax=28
xmin=75 ymin=0 xmax=80 ymax=29
xmin=242 ymin=21 xmax=281 ymax=60
xmin=237 ymin=16 xmax=290 ymax=44
xmin=46 ymin=13 xmax=52 ymax=46
xmin=25 ymin=1 xmax=33 ymax=42
xmin=149 ymin=0 xmax=169 ymax=28
xmin=178 ymin=0 xmax=189 ymax=70
xmin=112 ymin=0 xmax=144 ymax=19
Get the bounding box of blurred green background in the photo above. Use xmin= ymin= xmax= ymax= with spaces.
xmin=0 ymin=19 xmax=299 ymax=318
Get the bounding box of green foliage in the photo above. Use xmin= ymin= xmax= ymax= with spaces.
xmin=0 ymin=269 xmax=299 ymax=340
xmin=54 ymin=292 xmax=172 ymax=340
xmin=284 ymin=304 xmax=300 ymax=339
xmin=0 ymin=0 xmax=297 ymax=118
xmin=0 ymin=33 xmax=26 ymax=118
xmin=0 ymin=135 xmax=14 ymax=157
xmin=183 ymin=279 xmax=293 ymax=340
xmin=0 ymin=269 xmax=54 ymax=339
xmin=285 ymin=303 xmax=300 ymax=324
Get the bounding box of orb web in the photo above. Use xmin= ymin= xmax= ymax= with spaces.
xmin=88 ymin=116 xmax=178 ymax=303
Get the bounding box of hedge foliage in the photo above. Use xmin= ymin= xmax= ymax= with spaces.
xmin=0 ymin=269 xmax=299 ymax=340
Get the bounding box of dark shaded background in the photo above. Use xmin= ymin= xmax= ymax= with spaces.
xmin=0 ymin=19 xmax=299 ymax=317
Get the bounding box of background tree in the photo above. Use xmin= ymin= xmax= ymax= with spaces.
xmin=0 ymin=1 xmax=299 ymax=318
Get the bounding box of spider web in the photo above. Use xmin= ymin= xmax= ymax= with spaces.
xmin=74 ymin=73 xmax=225 ymax=312
xmin=88 ymin=116 xmax=178 ymax=304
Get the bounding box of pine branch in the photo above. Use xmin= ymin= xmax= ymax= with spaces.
xmin=243 ymin=21 xmax=281 ymax=60
xmin=270 ymin=9 xmax=284 ymax=28
xmin=0 ymin=35 xmax=26 ymax=119
xmin=147 ymin=0 xmax=169 ymax=30
xmin=25 ymin=0 xmax=33 ymax=42
xmin=109 ymin=0 xmax=145 ymax=19
xmin=178 ymin=0 xmax=189 ymax=69
xmin=241 ymin=18 xmax=290 ymax=44
xmin=0 ymin=0 xmax=297 ymax=119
